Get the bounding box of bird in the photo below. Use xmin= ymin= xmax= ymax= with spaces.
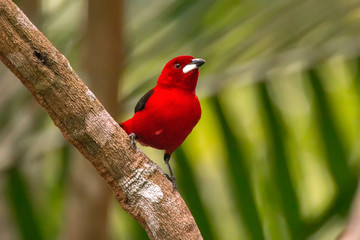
xmin=120 ymin=55 xmax=205 ymax=189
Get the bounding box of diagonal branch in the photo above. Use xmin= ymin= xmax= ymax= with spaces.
xmin=0 ymin=0 xmax=203 ymax=239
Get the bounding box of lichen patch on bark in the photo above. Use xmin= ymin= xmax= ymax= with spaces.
xmin=86 ymin=88 xmax=96 ymax=102
xmin=6 ymin=52 xmax=24 ymax=68
xmin=139 ymin=181 xmax=163 ymax=203
xmin=85 ymin=109 xmax=116 ymax=146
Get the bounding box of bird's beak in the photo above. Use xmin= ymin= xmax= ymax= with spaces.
xmin=183 ymin=58 xmax=206 ymax=74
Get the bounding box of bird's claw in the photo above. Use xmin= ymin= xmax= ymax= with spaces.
xmin=165 ymin=173 xmax=177 ymax=190
xmin=164 ymin=153 xmax=177 ymax=190
xmin=129 ymin=133 xmax=137 ymax=150
xmin=171 ymin=178 xmax=178 ymax=191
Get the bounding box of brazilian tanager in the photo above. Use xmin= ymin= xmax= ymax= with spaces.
xmin=120 ymin=55 xmax=205 ymax=189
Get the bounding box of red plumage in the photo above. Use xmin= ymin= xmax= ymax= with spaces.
xmin=121 ymin=87 xmax=201 ymax=154
xmin=120 ymin=55 xmax=205 ymax=189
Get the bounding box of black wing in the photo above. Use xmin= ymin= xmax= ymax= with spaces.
xmin=134 ymin=88 xmax=154 ymax=113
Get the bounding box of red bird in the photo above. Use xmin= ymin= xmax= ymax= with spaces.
xmin=120 ymin=55 xmax=205 ymax=189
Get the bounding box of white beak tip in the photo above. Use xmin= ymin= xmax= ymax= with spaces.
xmin=182 ymin=58 xmax=206 ymax=73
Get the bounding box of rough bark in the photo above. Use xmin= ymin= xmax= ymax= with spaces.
xmin=63 ymin=0 xmax=124 ymax=239
xmin=0 ymin=0 xmax=203 ymax=239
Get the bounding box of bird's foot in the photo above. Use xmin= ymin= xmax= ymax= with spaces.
xmin=164 ymin=153 xmax=177 ymax=190
xmin=165 ymin=173 xmax=177 ymax=190
xmin=129 ymin=133 xmax=137 ymax=150
xmin=166 ymin=174 xmax=177 ymax=190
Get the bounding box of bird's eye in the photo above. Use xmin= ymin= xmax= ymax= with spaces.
xmin=174 ymin=63 xmax=181 ymax=69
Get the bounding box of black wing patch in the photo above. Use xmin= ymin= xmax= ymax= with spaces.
xmin=134 ymin=88 xmax=154 ymax=113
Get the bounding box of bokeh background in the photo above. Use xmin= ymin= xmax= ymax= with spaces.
xmin=1 ymin=0 xmax=360 ymax=239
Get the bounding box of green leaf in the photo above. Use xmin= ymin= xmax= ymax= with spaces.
xmin=6 ymin=165 xmax=44 ymax=240
xmin=307 ymin=69 xmax=355 ymax=187
xmin=257 ymin=82 xmax=303 ymax=239
xmin=209 ymin=95 xmax=264 ymax=240
xmin=174 ymin=147 xmax=216 ymax=240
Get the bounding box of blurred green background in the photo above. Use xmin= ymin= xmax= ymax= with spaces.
xmin=1 ymin=0 xmax=360 ymax=239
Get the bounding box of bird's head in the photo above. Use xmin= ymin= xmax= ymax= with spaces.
xmin=157 ymin=55 xmax=206 ymax=92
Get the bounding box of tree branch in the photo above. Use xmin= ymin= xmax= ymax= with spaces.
xmin=0 ymin=0 xmax=203 ymax=239
xmin=64 ymin=0 xmax=125 ymax=239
